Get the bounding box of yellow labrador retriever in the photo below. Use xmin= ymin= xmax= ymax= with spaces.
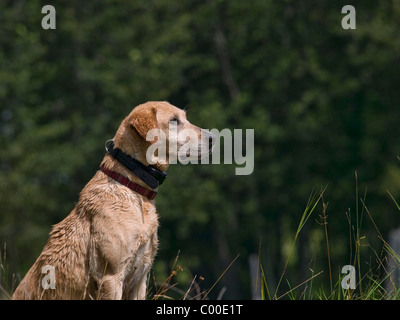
xmin=12 ymin=101 xmax=214 ymax=299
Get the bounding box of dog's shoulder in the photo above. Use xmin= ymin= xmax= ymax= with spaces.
xmin=79 ymin=170 xmax=158 ymax=227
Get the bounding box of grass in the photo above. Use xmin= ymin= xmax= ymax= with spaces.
xmin=149 ymin=250 xmax=240 ymax=300
xmin=271 ymin=187 xmax=326 ymax=299
xmin=0 ymin=243 xmax=17 ymax=300
xmin=258 ymin=173 xmax=400 ymax=300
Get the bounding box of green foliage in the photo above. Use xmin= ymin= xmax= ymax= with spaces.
xmin=1 ymin=0 xmax=400 ymax=299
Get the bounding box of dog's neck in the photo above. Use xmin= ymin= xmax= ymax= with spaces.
xmin=113 ymin=128 xmax=170 ymax=173
xmin=100 ymin=155 xmax=159 ymax=191
xmin=100 ymin=139 xmax=168 ymax=191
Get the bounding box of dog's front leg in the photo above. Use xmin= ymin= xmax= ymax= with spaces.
xmin=135 ymin=275 xmax=148 ymax=300
xmin=126 ymin=274 xmax=148 ymax=300
xmin=97 ymin=274 xmax=124 ymax=300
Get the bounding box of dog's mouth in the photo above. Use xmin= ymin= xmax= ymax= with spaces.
xmin=178 ymin=146 xmax=211 ymax=161
xmin=176 ymin=131 xmax=215 ymax=160
xmin=179 ymin=149 xmax=203 ymax=160
xmin=198 ymin=134 xmax=216 ymax=158
xmin=206 ymin=132 xmax=216 ymax=155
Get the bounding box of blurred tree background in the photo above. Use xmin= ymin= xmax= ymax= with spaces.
xmin=1 ymin=0 xmax=400 ymax=299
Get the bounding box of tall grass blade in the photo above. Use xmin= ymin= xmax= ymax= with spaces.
xmin=273 ymin=187 xmax=326 ymax=299
xmin=387 ymin=190 xmax=400 ymax=211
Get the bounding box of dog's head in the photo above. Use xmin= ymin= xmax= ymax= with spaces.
xmin=113 ymin=101 xmax=215 ymax=170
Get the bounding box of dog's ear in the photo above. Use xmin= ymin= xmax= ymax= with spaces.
xmin=129 ymin=106 xmax=159 ymax=142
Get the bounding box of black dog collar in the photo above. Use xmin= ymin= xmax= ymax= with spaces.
xmin=104 ymin=139 xmax=167 ymax=189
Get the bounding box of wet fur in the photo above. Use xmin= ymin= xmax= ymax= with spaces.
xmin=11 ymin=101 xmax=208 ymax=300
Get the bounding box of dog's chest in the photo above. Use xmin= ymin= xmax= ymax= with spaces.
xmin=124 ymin=199 xmax=159 ymax=277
